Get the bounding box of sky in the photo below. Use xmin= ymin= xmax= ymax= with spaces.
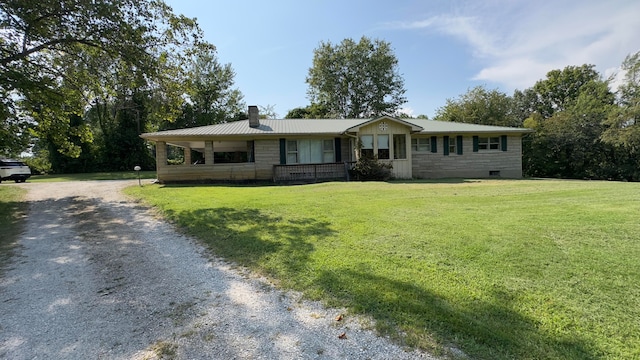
xmin=164 ymin=0 xmax=640 ymax=119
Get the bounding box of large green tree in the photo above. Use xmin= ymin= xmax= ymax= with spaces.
xmin=529 ymin=64 xmax=602 ymax=119
xmin=306 ymin=36 xmax=407 ymax=119
xmin=0 ymin=0 xmax=210 ymax=156
xmin=284 ymin=103 xmax=331 ymax=119
xmin=603 ymin=53 xmax=640 ymax=150
xmin=166 ymin=49 xmax=244 ymax=129
xmin=601 ymin=51 xmax=640 ymax=180
xmin=434 ymin=86 xmax=519 ymax=126
xmin=521 ymin=65 xmax=617 ymax=179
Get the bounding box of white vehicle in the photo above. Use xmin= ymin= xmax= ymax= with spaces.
xmin=0 ymin=159 xmax=31 ymax=183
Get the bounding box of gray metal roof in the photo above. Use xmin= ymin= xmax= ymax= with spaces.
xmin=141 ymin=117 xmax=531 ymax=141
xmin=141 ymin=119 xmax=363 ymax=139
xmin=409 ymin=119 xmax=532 ymax=134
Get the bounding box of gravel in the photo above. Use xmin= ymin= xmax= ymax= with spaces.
xmin=0 ymin=180 xmax=438 ymax=359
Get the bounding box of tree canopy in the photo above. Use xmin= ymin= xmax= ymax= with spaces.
xmin=306 ymin=36 xmax=407 ymax=119
xmin=0 ymin=0 xmax=212 ymax=156
xmin=603 ymin=52 xmax=640 ymax=151
xmin=434 ymin=86 xmax=519 ymax=126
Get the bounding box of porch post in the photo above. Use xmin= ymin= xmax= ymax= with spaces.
xmin=205 ymin=141 xmax=214 ymax=165
xmin=156 ymin=141 xmax=167 ymax=167
xmin=184 ymin=147 xmax=192 ymax=165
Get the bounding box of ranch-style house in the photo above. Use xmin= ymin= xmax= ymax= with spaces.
xmin=140 ymin=106 xmax=532 ymax=183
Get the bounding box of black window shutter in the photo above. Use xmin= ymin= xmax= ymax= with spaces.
xmin=501 ymin=135 xmax=508 ymax=151
xmin=456 ymin=135 xmax=463 ymax=155
xmin=431 ymin=136 xmax=437 ymax=153
xmin=279 ymin=138 xmax=286 ymax=164
xmin=443 ymin=136 xmax=449 ymax=156
xmin=334 ymin=138 xmax=342 ymax=162
xmin=473 ymin=136 xmax=479 ymax=152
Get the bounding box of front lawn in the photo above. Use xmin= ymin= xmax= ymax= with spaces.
xmin=126 ymin=180 xmax=640 ymax=359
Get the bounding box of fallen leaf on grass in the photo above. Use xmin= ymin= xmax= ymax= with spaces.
xmin=335 ymin=314 xmax=343 ymax=321
xmin=338 ymin=332 xmax=347 ymax=339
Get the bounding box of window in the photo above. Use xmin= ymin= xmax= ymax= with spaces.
xmin=287 ymin=140 xmax=298 ymax=163
xmin=323 ymin=139 xmax=335 ymax=163
xmin=449 ymin=138 xmax=457 ymax=155
xmin=394 ymin=134 xmax=407 ymax=159
xmin=378 ymin=134 xmax=389 ymax=159
xmin=411 ymin=138 xmax=430 ymax=152
xmin=360 ymin=135 xmax=374 ymax=158
xmin=286 ymin=139 xmax=335 ymax=164
xmin=478 ymin=137 xmax=500 ymax=150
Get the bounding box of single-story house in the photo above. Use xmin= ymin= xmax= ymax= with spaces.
xmin=140 ymin=106 xmax=532 ymax=183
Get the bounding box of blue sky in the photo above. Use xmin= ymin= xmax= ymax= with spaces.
xmin=164 ymin=0 xmax=640 ymax=119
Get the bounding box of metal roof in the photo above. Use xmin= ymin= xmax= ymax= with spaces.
xmin=141 ymin=117 xmax=531 ymax=141
xmin=409 ymin=119 xmax=532 ymax=134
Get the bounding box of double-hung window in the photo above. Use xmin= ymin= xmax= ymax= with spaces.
xmin=449 ymin=138 xmax=457 ymax=154
xmin=411 ymin=138 xmax=430 ymax=152
xmin=323 ymin=139 xmax=335 ymax=163
xmin=360 ymin=135 xmax=374 ymax=158
xmin=286 ymin=140 xmax=298 ymax=163
xmin=478 ymin=137 xmax=500 ymax=150
xmin=378 ymin=134 xmax=390 ymax=159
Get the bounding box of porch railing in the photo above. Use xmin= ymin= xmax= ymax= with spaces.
xmin=273 ymin=162 xmax=355 ymax=182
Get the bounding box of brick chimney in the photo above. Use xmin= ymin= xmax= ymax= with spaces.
xmin=248 ymin=105 xmax=260 ymax=128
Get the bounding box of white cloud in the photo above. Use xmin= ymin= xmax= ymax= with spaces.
xmin=398 ymin=107 xmax=415 ymax=117
xmin=392 ymin=0 xmax=640 ymax=90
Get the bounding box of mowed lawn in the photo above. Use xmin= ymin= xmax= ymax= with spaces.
xmin=126 ymin=179 xmax=640 ymax=359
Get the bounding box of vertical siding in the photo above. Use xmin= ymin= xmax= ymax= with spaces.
xmin=359 ymin=120 xmax=412 ymax=179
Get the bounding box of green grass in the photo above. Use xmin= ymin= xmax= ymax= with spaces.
xmin=125 ymin=179 xmax=640 ymax=359
xmin=29 ymin=171 xmax=157 ymax=182
xmin=0 ymin=186 xmax=27 ymax=273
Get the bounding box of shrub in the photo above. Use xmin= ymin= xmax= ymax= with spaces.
xmin=349 ymin=155 xmax=393 ymax=181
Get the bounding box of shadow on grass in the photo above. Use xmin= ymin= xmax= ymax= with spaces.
xmin=313 ymin=266 xmax=598 ymax=359
xmin=0 ymin=199 xmax=26 ymax=275
xmin=161 ymin=204 xmax=601 ymax=359
xmin=164 ymin=206 xmax=335 ymax=276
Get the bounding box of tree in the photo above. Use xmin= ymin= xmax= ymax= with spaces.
xmin=603 ymin=52 xmax=640 ymax=149
xmin=0 ymin=0 xmax=211 ymax=156
xmin=530 ymin=64 xmax=602 ymax=119
xmin=162 ymin=49 xmax=244 ymax=130
xmin=306 ymin=36 xmax=407 ymax=119
xmin=258 ymin=104 xmax=278 ymax=119
xmin=521 ymin=67 xmax=617 ymax=179
xmin=434 ymin=86 xmax=519 ymax=126
xmin=602 ymin=51 xmax=640 ymax=180
xmin=284 ymin=103 xmax=331 ymax=119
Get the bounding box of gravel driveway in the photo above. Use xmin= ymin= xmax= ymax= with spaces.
xmin=0 ymin=181 xmax=436 ymax=359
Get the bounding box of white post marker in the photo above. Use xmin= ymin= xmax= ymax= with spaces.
xmin=134 ymin=165 xmax=142 ymax=186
